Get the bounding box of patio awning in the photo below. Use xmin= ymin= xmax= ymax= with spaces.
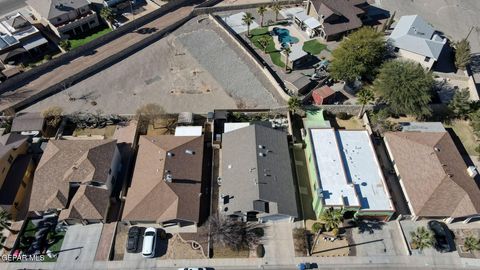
xmin=22 ymin=35 xmax=48 ymax=51
xmin=304 ymin=17 xmax=321 ymax=29
xmin=293 ymin=11 xmax=310 ymax=22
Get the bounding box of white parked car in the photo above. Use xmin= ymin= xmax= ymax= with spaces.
xmin=142 ymin=227 xmax=157 ymax=258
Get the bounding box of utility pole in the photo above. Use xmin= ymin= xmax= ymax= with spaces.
xmin=466 ymin=25 xmax=474 ymax=40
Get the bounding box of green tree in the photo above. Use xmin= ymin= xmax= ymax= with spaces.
xmin=59 ymin=40 xmax=71 ymax=51
xmin=283 ymin=46 xmax=291 ymax=72
xmin=449 ymin=88 xmax=472 ymax=119
xmin=319 ymin=208 xmax=343 ymax=231
xmin=454 ymin=38 xmax=471 ymax=70
xmin=100 ymin=7 xmax=115 ymax=29
xmin=329 ymin=27 xmax=386 ymax=83
xmin=356 ymin=86 xmax=375 ymax=118
xmin=0 ymin=210 xmax=17 ymax=234
xmin=372 ymin=60 xmax=434 ymax=119
xmin=257 ymin=35 xmax=270 ymax=53
xmin=270 ymin=3 xmax=281 ymax=21
xmin=288 ymin=96 xmax=301 ymax=112
xmin=470 ymin=109 xmax=480 ymax=137
xmin=410 ymin=226 xmax=434 ymax=251
xmin=242 ymin=12 xmax=255 ymax=37
xmin=257 ymin=6 xmax=267 ymax=27
xmin=464 ymin=236 xmax=480 ymax=252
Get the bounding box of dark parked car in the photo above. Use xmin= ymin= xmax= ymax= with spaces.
xmin=126 ymin=226 xmax=142 ymax=253
xmin=427 ymin=220 xmax=455 ymax=253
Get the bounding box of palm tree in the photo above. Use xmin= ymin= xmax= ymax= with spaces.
xmin=271 ymin=3 xmax=281 ymax=21
xmin=100 ymin=7 xmax=115 ymax=29
xmin=410 ymin=226 xmax=434 ymax=251
xmin=464 ymin=236 xmax=480 ymax=252
xmin=257 ymin=6 xmax=267 ymax=27
xmin=288 ymin=96 xmax=301 ymax=112
xmin=242 ymin=12 xmax=255 ymax=37
xmin=0 ymin=210 xmax=17 ymax=234
xmin=356 ymin=86 xmax=375 ymax=118
xmin=319 ymin=208 xmax=343 ymax=231
xmin=283 ymin=46 xmax=291 ymax=72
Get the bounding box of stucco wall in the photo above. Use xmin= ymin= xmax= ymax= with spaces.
xmin=396 ymin=48 xmax=435 ymax=70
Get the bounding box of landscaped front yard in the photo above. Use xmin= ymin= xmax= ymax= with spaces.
xmin=69 ymin=26 xmax=112 ymax=50
xmin=16 ymin=219 xmax=65 ymax=262
xmin=249 ymin=27 xmax=285 ymax=68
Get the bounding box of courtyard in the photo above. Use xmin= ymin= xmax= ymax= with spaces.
xmin=23 ymin=15 xmax=283 ymax=114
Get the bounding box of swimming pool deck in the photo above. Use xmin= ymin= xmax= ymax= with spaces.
xmin=269 ymin=25 xmax=307 ymax=62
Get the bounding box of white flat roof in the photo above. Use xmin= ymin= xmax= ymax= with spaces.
xmin=310 ymin=129 xmax=359 ymax=207
xmin=337 ymin=131 xmax=393 ymax=211
xmin=310 ymin=129 xmax=393 ymax=211
xmin=174 ymin=126 xmax=202 ymax=136
xmin=224 ymin=122 xmax=250 ymax=133
xmin=221 ymin=12 xmax=259 ymax=34
xmin=304 ymin=17 xmax=321 ymax=29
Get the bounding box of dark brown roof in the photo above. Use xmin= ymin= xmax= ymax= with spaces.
xmin=384 ymin=131 xmax=480 ymax=218
xmin=123 ymin=135 xmax=204 ymax=223
xmin=311 ymin=0 xmax=367 ymax=36
xmin=58 ymin=185 xmax=110 ymax=221
xmin=29 ymin=139 xmax=117 ymax=219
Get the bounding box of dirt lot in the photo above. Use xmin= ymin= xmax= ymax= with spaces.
xmin=24 ymin=16 xmax=283 ymax=114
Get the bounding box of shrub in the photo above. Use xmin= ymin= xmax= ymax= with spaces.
xmin=252 ymin=227 xmax=264 ymax=237
xmin=332 ymin=228 xmax=339 ymax=237
xmin=337 ymin=112 xmax=350 ymax=120
xmin=256 ymin=244 xmax=265 ymax=258
xmin=312 ymin=222 xmax=324 ymax=233
xmin=44 ymin=54 xmax=52 ymax=61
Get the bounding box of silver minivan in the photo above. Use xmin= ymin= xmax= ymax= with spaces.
xmin=142 ymin=227 xmax=157 ymax=258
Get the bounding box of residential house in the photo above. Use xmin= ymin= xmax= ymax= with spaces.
xmin=220 ymin=124 xmax=298 ymax=222
xmin=11 ymin=112 xmax=46 ymax=136
xmin=122 ymin=135 xmax=205 ymax=227
xmin=26 ymin=0 xmax=100 ymax=39
xmin=303 ymin=111 xmax=395 ymax=221
xmin=306 ymin=0 xmax=369 ymax=41
xmin=0 ymin=133 xmax=34 ymax=219
xmin=388 ymin=15 xmax=447 ymax=70
xmin=0 ymin=12 xmax=49 ymax=64
xmin=384 ymin=123 xmax=480 ymax=223
xmin=28 ymin=139 xmax=121 ymax=224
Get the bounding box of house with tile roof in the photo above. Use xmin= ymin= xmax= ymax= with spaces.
xmin=122 ymin=135 xmax=205 ymax=226
xmin=220 ymin=124 xmax=298 ymax=222
xmin=305 ymin=0 xmax=369 ymax=41
xmin=384 ymin=123 xmax=480 ymax=223
xmin=0 ymin=133 xmax=34 ymax=220
xmin=388 ymin=15 xmax=447 ymax=70
xmin=29 ymin=139 xmax=121 ymax=224
xmin=26 ymin=0 xmax=100 ymax=39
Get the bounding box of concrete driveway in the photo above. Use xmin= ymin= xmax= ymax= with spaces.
xmin=56 ymin=223 xmax=103 ymax=267
xmin=263 ymin=220 xmax=296 ymax=265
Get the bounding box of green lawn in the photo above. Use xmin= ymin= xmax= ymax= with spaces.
xmin=249 ymin=27 xmax=285 ymax=68
xmin=69 ymin=25 xmax=112 ymax=49
xmin=17 ymin=219 xmax=66 ymax=262
xmin=302 ymin=39 xmax=327 ymax=55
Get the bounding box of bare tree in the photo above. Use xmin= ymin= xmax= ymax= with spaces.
xmin=135 ymin=103 xmax=165 ymax=132
xmin=208 ymin=214 xmax=265 ymax=250
xmin=42 ymin=106 xmax=63 ymax=128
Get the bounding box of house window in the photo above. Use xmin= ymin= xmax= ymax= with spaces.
xmin=424 ymin=56 xmax=431 ymax=62
xmin=394 ymin=47 xmax=399 ymax=52
xmin=8 ymin=155 xmax=13 ymax=164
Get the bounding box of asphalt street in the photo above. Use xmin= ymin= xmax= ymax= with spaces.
xmin=0 ymin=0 xmax=26 ymax=16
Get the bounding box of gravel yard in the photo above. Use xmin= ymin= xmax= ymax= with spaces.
xmin=24 ymin=16 xmax=282 ymax=114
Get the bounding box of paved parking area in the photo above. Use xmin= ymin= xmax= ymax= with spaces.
xmin=56 ymin=223 xmax=103 ymax=267
xmin=349 ymin=220 xmax=406 ymax=257
xmin=263 ymin=220 xmax=296 ymax=265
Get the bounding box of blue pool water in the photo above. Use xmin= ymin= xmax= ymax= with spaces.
xmin=272 ymin=27 xmax=299 ymax=46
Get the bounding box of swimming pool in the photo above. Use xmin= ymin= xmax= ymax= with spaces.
xmin=272 ymin=27 xmax=299 ymax=46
